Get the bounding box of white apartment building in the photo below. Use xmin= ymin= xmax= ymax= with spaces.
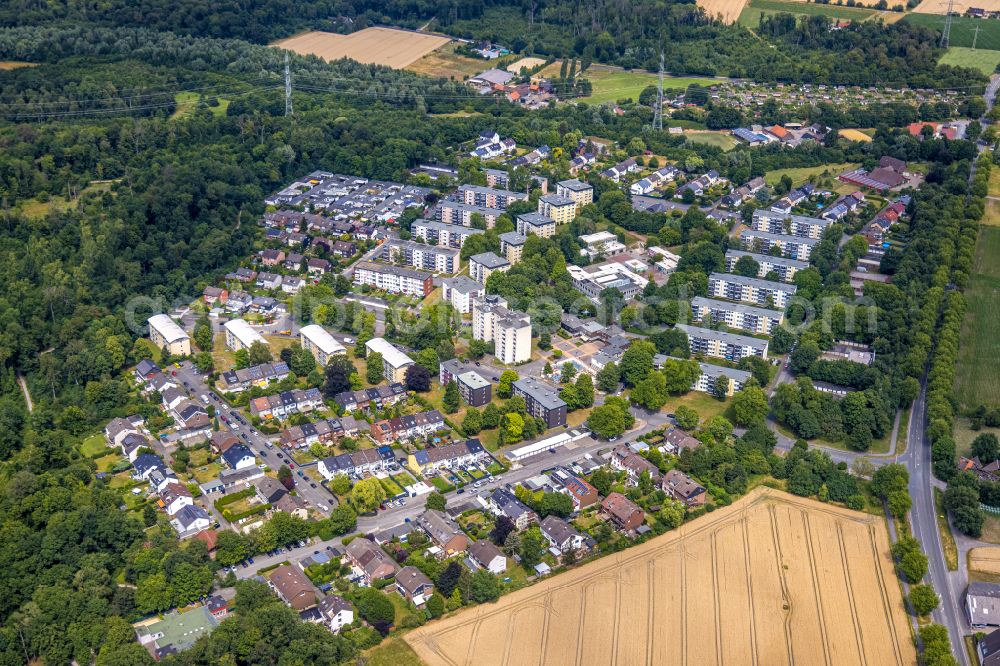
xmin=707 ymin=272 xmax=798 ymax=309
xmin=724 ymin=249 xmax=808 ymax=283
xmin=223 ymin=318 xmax=267 ymax=352
xmin=353 ymin=261 xmax=432 ymax=297
xmin=148 ymin=314 xmax=191 ymax=356
xmin=751 ymin=209 xmax=834 ymax=240
xmin=578 ymin=231 xmax=625 ymax=259
xmin=299 ymin=324 xmax=347 ymax=367
xmin=472 ymin=295 xmax=532 ymax=365
xmin=365 ymin=337 xmax=415 ymax=383
xmin=676 ymin=324 xmax=769 ymax=361
xmin=441 ymin=276 xmax=485 ymax=314
xmin=437 ymin=200 xmax=504 ymax=228
xmin=383 ymin=239 xmax=459 ymax=274
xmin=690 ymin=296 xmax=785 ymax=335
xmin=739 ymin=229 xmax=819 ymax=261
xmin=469 ymin=252 xmax=511 ymax=284
xmin=411 ymin=220 xmax=484 ymax=248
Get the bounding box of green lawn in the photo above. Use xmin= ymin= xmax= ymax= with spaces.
xmin=429 ymin=476 xmax=454 ymax=493
xmin=579 ymin=67 xmax=720 ymax=105
xmin=905 ymin=13 xmax=1000 ymax=51
xmin=171 ymin=91 xmax=230 ymax=121
xmin=939 ymin=47 xmax=1000 ymax=75
xmin=81 ymin=433 xmax=110 ymax=457
xmin=685 ymin=132 xmax=739 ymax=152
xmin=661 ymin=391 xmax=731 ymax=426
xmin=764 ymin=163 xmax=859 ymax=189
xmin=364 ymin=639 xmax=425 ymax=666
xmin=738 ymin=0 xmax=875 ymax=28
xmin=955 ymin=226 xmax=1000 ymax=410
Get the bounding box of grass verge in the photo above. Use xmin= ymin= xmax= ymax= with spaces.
xmin=933 ymin=488 xmax=959 ymax=571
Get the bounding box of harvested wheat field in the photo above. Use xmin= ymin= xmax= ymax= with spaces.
xmin=274 ymin=28 xmax=450 ymax=70
xmin=913 ymin=0 xmax=1000 ymax=12
xmin=839 ymin=128 xmax=875 ymax=143
xmin=406 ymin=488 xmax=916 ymax=666
xmin=507 ymin=57 xmax=547 ymax=73
xmin=970 ymin=547 xmax=1000 ymax=575
xmin=698 ymin=0 xmax=752 ymax=23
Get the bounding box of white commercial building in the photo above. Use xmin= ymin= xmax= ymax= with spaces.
xmin=472 ymin=295 xmax=532 ymax=365
xmin=223 ymin=318 xmax=268 ymax=351
xmin=365 ymin=337 xmax=415 ymax=383
xmin=299 ymin=324 xmax=347 ymax=366
xmin=148 ymin=314 xmax=191 ymax=356
xmin=578 ymin=231 xmax=625 ymax=259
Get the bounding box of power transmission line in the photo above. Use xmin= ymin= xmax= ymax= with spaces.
xmin=941 ymin=0 xmax=955 ymax=48
xmin=284 ymin=52 xmax=293 ymax=117
xmin=653 ymin=51 xmax=665 ymax=132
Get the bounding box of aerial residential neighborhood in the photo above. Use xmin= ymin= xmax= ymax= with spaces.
xmin=4 ymin=0 xmax=1000 ymax=663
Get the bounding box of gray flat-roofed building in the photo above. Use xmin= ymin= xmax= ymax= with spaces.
xmin=676 ymin=323 xmax=769 ymax=361
xmin=691 ymin=296 xmax=785 ymax=335
xmin=724 ymin=249 xmax=808 ymax=282
xmin=708 ymin=272 xmax=798 ymax=308
xmin=751 ymin=209 xmax=834 ymax=239
xmin=437 ymin=200 xmax=505 ymax=228
xmin=739 ymin=228 xmax=819 ymax=261
xmin=512 ymin=377 xmax=567 ymax=428
xmin=469 ymin=251 xmax=511 ymax=283
xmin=412 ymin=219 xmax=484 ymax=248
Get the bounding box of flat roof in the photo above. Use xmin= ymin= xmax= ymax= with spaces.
xmin=539 ymin=194 xmax=576 ymax=207
xmin=223 ymin=319 xmax=267 ymax=347
xmin=691 ymin=296 xmax=784 ymax=320
xmin=148 ymin=314 xmax=189 ymax=343
xmin=458 ymin=370 xmax=490 ymax=390
xmin=725 ymin=249 xmax=809 ymax=269
xmin=300 ymin=324 xmax=347 ymax=356
xmin=499 ymin=231 xmax=527 ymax=245
xmin=355 ymin=260 xmax=433 ymax=281
xmin=753 ymin=209 xmax=835 ymax=229
xmin=676 ymin=323 xmax=769 ymax=350
xmin=470 ymin=252 xmax=511 ymax=269
xmin=513 ymin=376 xmax=567 ymax=410
xmin=709 ymin=272 xmax=798 ymax=294
xmin=740 ymin=228 xmax=821 ymax=246
xmin=387 ymin=238 xmax=459 ymax=257
xmin=458 ymin=184 xmax=526 ymax=199
xmin=443 ymin=275 xmax=485 ymax=294
xmin=413 ymin=220 xmax=484 ymax=236
xmin=557 ymin=178 xmax=593 ymax=192
xmin=518 ymin=212 xmax=555 ymax=228
xmin=365 ymin=337 xmax=414 ymax=370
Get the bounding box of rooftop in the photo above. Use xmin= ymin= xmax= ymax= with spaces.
xmin=365 ymin=338 xmax=414 ymax=370
xmin=470 ymin=252 xmax=511 ymax=269
xmin=676 ymin=324 xmax=770 ymax=350
xmin=513 ymin=376 xmax=567 ymax=411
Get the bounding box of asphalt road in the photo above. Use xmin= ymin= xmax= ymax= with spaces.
xmin=233 ymin=407 xmax=674 ymax=579
xmin=172 ymin=361 xmax=338 ymax=515
xmin=904 ymin=381 xmax=969 ymax=665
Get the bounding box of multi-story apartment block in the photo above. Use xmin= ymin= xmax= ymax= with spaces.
xmin=484 ymin=169 xmax=548 ymax=193
xmin=724 ymin=249 xmax=808 ymax=283
xmin=441 ymin=276 xmax=485 ymax=314
xmin=457 ymin=184 xmax=528 ymax=209
xmin=707 ymin=273 xmax=798 ymax=309
xmin=365 ymin=338 xmax=414 ymax=383
xmin=676 ymin=324 xmax=769 ymax=361
xmin=690 ymin=296 xmax=785 ymax=335
xmin=437 ymin=200 xmax=504 ymax=228
xmin=555 ymin=179 xmax=594 ymax=211
xmin=439 ymin=359 xmax=492 ymax=407
xmin=411 ymin=220 xmax=484 ymax=248
xmin=299 ymin=324 xmax=347 ymax=367
xmin=688 ymin=360 xmax=753 ymax=396
xmin=383 ymin=239 xmax=459 ymax=274
xmin=537 ymin=194 xmax=576 ymax=224
xmin=499 ymin=231 xmax=527 ymax=264
xmin=469 ymin=252 xmax=511 ymax=284
xmin=223 ymin=318 xmax=267 ymax=352
xmin=472 ymin=295 xmax=532 ymax=365
xmin=512 ymin=377 xmax=567 ymax=428
xmin=516 ymin=212 xmax=556 ymax=238
xmin=751 ymin=209 xmax=834 ymax=240
xmin=353 ymin=261 xmax=434 ymax=297
xmin=739 ymin=228 xmax=819 ymax=261
xmin=148 ymin=315 xmax=191 ymax=356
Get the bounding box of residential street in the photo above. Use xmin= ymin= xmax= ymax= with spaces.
xmin=233 ymin=407 xmax=673 ymax=579
xmin=171 ymin=361 xmax=338 ymax=515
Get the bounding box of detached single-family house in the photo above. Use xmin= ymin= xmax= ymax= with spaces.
xmin=468 ymin=540 xmax=507 ymax=574
xmin=417 ymin=509 xmax=468 ymax=557
xmin=485 ymin=488 xmax=538 ymax=530
xmin=268 ymin=565 xmax=318 ymax=612
xmin=396 ymin=566 xmax=434 ymax=606
xmin=318 ymin=595 xmax=354 ymax=634
xmin=540 ymin=515 xmax=590 ymax=554
xmin=345 ymin=537 xmax=399 ymax=585
xmin=662 ymin=469 xmax=707 ymax=507
xmin=160 ymin=482 xmax=194 ymax=516
xmin=222 ymin=444 xmax=256 ymax=470
xmin=602 ymin=492 xmax=645 ymax=532
xmin=171 ymin=504 xmax=211 ymax=537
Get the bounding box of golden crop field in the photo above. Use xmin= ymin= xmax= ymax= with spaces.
xmin=507 ymin=57 xmax=547 ymax=73
xmin=698 ymin=0 xmax=752 ymax=23
xmin=970 ymin=546 xmax=1000 ymax=575
xmin=273 ymin=28 xmax=451 ymax=70
xmin=839 ymin=128 xmax=875 ymax=143
xmin=913 ymin=0 xmax=1000 ymax=12
xmin=406 ymin=488 xmax=916 ymax=666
